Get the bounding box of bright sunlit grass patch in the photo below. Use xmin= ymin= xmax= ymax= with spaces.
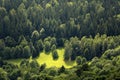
xmin=36 ymin=48 xmax=76 ymax=68
xmin=6 ymin=48 xmax=76 ymax=68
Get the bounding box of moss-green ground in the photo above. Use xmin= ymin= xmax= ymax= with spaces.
xmin=6 ymin=48 xmax=76 ymax=68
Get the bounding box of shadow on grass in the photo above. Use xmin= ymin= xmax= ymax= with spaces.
xmin=64 ymin=60 xmax=75 ymax=66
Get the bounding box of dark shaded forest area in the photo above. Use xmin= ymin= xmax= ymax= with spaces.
xmin=0 ymin=0 xmax=120 ymax=80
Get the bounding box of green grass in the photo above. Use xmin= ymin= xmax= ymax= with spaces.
xmin=5 ymin=57 xmax=33 ymax=66
xmin=5 ymin=48 xmax=76 ymax=68
xmin=5 ymin=58 xmax=22 ymax=65
xmin=36 ymin=48 xmax=76 ymax=68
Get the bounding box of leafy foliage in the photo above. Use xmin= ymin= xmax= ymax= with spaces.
xmin=0 ymin=0 xmax=120 ymax=79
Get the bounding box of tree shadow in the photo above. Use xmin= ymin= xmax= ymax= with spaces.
xmin=44 ymin=50 xmax=51 ymax=55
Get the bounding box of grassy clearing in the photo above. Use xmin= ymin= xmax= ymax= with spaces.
xmin=5 ymin=48 xmax=76 ymax=68
xmin=36 ymin=48 xmax=76 ymax=68
xmin=5 ymin=59 xmax=22 ymax=65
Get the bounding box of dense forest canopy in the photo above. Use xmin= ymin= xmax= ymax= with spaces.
xmin=0 ymin=0 xmax=120 ymax=39
xmin=0 ymin=0 xmax=120 ymax=80
xmin=0 ymin=0 xmax=120 ymax=59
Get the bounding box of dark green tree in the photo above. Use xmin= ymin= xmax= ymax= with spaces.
xmin=51 ymin=44 xmax=56 ymax=52
xmin=76 ymin=56 xmax=87 ymax=65
xmin=64 ymin=41 xmax=72 ymax=61
xmin=52 ymin=50 xmax=59 ymax=60
xmin=23 ymin=46 xmax=31 ymax=58
xmin=31 ymin=30 xmax=40 ymax=43
xmin=58 ymin=65 xmax=65 ymax=74
xmin=44 ymin=41 xmax=51 ymax=52
xmin=0 ymin=39 xmax=5 ymax=51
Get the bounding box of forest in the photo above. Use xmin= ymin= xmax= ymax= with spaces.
xmin=0 ymin=0 xmax=120 ymax=80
